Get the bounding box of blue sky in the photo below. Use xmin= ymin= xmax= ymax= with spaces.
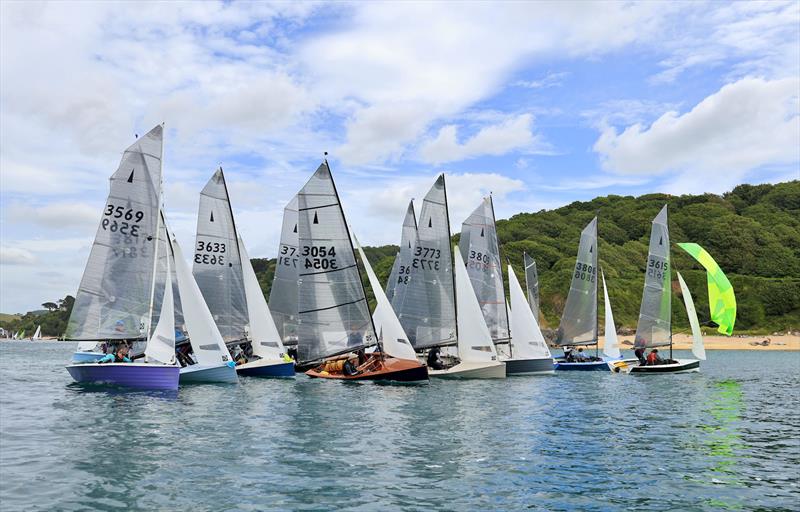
xmin=1 ymin=1 xmax=798 ymax=313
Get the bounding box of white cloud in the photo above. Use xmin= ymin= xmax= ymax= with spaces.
xmin=0 ymin=247 xmax=38 ymax=266
xmin=7 ymin=202 xmax=98 ymax=230
xmin=514 ymin=71 xmax=570 ymax=89
xmin=593 ymin=77 xmax=800 ymax=186
xmin=419 ymin=114 xmax=545 ymax=165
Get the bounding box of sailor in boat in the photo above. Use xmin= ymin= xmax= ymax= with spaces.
xmin=634 ymin=347 xmax=646 ymax=365
xmin=426 ymin=347 xmax=445 ymax=370
xmin=97 ymin=343 xmax=132 ymax=364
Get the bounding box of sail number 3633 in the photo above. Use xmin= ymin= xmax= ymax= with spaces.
xmin=194 ymin=240 xmax=226 ymax=265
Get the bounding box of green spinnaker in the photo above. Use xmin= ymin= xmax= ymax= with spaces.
xmin=677 ymin=243 xmax=736 ymax=336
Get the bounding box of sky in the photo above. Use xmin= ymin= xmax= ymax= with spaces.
xmin=1 ymin=1 xmax=799 ymax=313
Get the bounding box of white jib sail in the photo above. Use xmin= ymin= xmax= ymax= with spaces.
xmin=601 ymin=270 xmax=620 ymax=359
xmin=508 ymin=264 xmax=551 ymax=359
xmin=454 ymin=248 xmax=497 ymax=363
xmin=353 ymin=232 xmax=417 ymax=361
xmin=238 ymin=235 xmax=285 ymax=360
xmin=144 ymin=246 xmax=176 ymax=364
xmin=32 ymin=325 xmax=41 ymax=340
xmin=678 ymin=271 xmax=706 ymax=361
xmin=172 ymin=234 xmax=233 ymax=366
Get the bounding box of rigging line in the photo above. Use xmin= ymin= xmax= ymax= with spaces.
xmin=298 ymin=263 xmax=357 ymax=276
xmin=298 ymin=297 xmax=366 ymax=315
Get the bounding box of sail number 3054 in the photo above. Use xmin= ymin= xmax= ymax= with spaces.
xmin=302 ymin=245 xmax=337 ymax=270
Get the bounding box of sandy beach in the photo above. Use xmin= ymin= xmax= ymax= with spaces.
xmin=595 ymin=333 xmax=800 ymax=351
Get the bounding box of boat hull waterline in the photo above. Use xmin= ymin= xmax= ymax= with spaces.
xmin=503 ymin=357 xmax=555 ymax=375
xmin=428 ymin=361 xmax=506 ymax=379
xmin=306 ymin=357 xmax=428 ymax=382
xmin=179 ymin=363 xmax=239 ymax=384
xmin=628 ymin=359 xmax=701 ymax=374
xmin=66 ymin=363 xmax=179 ymax=390
xmin=236 ymin=359 xmax=295 ymax=378
xmin=554 ymin=359 xmax=611 ymax=372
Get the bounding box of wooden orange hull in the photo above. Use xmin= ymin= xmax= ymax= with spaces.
xmin=306 ymin=356 xmax=428 ymax=382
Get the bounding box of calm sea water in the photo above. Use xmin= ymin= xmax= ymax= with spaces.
xmin=1 ymin=342 xmax=798 ymax=511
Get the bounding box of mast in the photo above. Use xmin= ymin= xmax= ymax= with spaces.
xmin=325 ymin=156 xmax=379 ymax=353
xmin=488 ymin=193 xmax=512 ymax=357
xmin=145 ymin=126 xmax=165 ymax=338
xmin=442 ymin=173 xmax=458 ymax=342
xmin=667 ymin=206 xmax=673 ymax=361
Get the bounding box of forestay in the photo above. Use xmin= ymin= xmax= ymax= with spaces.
xmin=386 ymin=201 xmax=417 ymax=303
xmin=601 ymin=271 xmax=620 ymax=359
xmin=524 ymin=253 xmax=540 ymax=321
xmin=354 ymin=233 xmax=417 ymax=361
xmin=67 ymin=125 xmax=164 ymax=343
xmin=555 ymin=217 xmax=598 ymax=346
xmin=238 ymin=236 xmax=286 ymax=359
xmin=634 ymin=205 xmax=672 ymax=349
xmin=678 ymin=272 xmax=706 ymax=361
xmin=192 ymin=169 xmax=248 ymax=343
xmin=458 ymin=197 xmax=509 ymax=343
xmin=172 ymin=234 xmax=233 ymax=366
xmin=508 ymin=265 xmax=551 ymax=358
xmin=296 ymin=163 xmax=376 ymax=364
xmin=392 ymin=175 xmax=456 ymax=349
xmin=454 ymin=250 xmax=498 ymax=363
xmin=269 ymin=195 xmax=300 ymax=346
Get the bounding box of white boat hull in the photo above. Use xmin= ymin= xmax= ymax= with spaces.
xmin=179 ymin=363 xmax=239 ymax=384
xmin=428 ymin=361 xmax=506 ymax=379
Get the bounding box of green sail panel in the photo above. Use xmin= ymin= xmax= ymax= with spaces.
xmin=677 ymin=242 xmax=736 ymax=336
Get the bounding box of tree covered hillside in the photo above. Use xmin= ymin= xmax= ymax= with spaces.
xmin=252 ymin=181 xmax=799 ymax=334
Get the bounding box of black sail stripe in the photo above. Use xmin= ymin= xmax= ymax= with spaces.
xmin=297 ymin=203 xmax=339 ymax=212
xmin=298 ymin=297 xmax=366 ymax=315
xmin=298 ymin=263 xmax=357 ymax=276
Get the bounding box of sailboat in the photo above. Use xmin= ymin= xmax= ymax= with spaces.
xmin=286 ymin=162 xmax=427 ymax=382
xmin=459 ymin=197 xmax=551 ymax=375
xmin=269 ymin=195 xmax=300 ymax=351
xmin=385 ymin=201 xmax=417 ymax=303
xmin=66 ymin=125 xmax=180 ymax=390
xmin=523 ymin=252 xmax=540 ymax=322
xmin=505 ymin=265 xmax=555 ymax=374
xmin=170 ymin=226 xmax=239 ymax=384
xmin=554 ymin=217 xmax=624 ymax=371
xmin=31 ymin=325 xmax=42 ymax=341
xmin=191 ymin=169 xmax=294 ymax=378
xmin=629 ymin=206 xmax=703 ymax=374
xmin=390 ymin=176 xmax=503 ymax=378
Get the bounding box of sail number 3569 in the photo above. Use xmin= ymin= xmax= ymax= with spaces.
xmin=102 ymin=204 xmax=144 ymax=237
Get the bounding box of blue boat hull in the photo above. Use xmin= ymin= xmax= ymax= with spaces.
xmin=66 ymin=363 xmax=179 ymax=390
xmin=554 ymin=359 xmax=611 ymax=371
xmin=236 ymin=360 xmax=295 ymax=378
xmin=503 ymin=357 xmax=555 ymax=375
xmin=179 ymin=363 xmax=239 ymax=384
xmin=71 ymin=351 xmax=104 ymax=363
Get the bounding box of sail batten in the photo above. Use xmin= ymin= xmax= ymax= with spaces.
xmin=555 ymin=217 xmax=599 ymax=346
xmin=295 ymin=163 xmax=376 ymax=364
xmin=458 ymin=197 xmax=509 ymax=343
xmin=634 ymin=205 xmax=672 ymax=349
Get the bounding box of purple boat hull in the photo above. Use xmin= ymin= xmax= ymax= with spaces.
xmin=66 ymin=363 xmax=180 ymax=390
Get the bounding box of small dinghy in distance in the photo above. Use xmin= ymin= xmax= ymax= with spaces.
xmin=191 ymin=169 xmax=294 ymax=378
xmin=289 ymin=162 xmax=427 ymax=382
xmin=628 ymin=206 xmax=702 ymax=374
xmin=66 ymin=126 xmax=179 ymax=390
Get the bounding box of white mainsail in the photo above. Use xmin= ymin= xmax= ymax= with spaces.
xmin=353 ymin=233 xmax=417 ymax=361
xmin=68 ymin=125 xmax=164 ymax=345
xmin=601 ymin=270 xmax=620 ymax=359
xmin=295 ymin=162 xmax=376 ymax=364
xmin=454 ymin=249 xmax=498 ymax=363
xmin=507 ymin=264 xmax=551 ymax=359
xmin=171 ymin=234 xmax=233 ymax=366
xmin=238 ymin=235 xmax=286 ymax=360
xmin=458 ymin=196 xmax=510 ymax=343
xmin=634 ymin=205 xmax=671 ymax=349
xmin=678 ymin=272 xmax=706 ymax=361
xmin=555 ymin=217 xmax=598 ymax=346
xmin=269 ymin=195 xmax=300 ymax=346
xmin=192 ymin=168 xmax=248 ymax=343
xmin=386 ymin=201 xmax=417 ymax=304
xmin=32 ymin=325 xmax=42 ymax=340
